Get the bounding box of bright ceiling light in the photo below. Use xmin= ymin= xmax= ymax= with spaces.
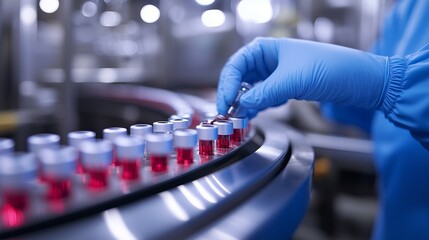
xmin=140 ymin=4 xmax=160 ymax=24
xmin=237 ymin=0 xmax=273 ymax=24
xmin=39 ymin=0 xmax=59 ymax=14
xmin=195 ymin=0 xmax=215 ymax=6
xmin=201 ymin=9 xmax=225 ymax=28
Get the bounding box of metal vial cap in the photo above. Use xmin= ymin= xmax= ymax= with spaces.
xmin=171 ymin=118 xmax=190 ymax=130
xmin=130 ymin=124 xmax=153 ymax=138
xmin=28 ymin=133 xmax=60 ymax=154
xmin=0 ymin=138 xmax=14 ymax=155
xmin=196 ymin=124 xmax=218 ymax=140
xmin=39 ymin=146 xmax=78 ymax=178
xmin=146 ymin=133 xmax=173 ymax=155
xmin=0 ymin=152 xmax=37 ymax=189
xmin=153 ymin=121 xmax=174 ymax=133
xmin=68 ymin=131 xmax=96 ymax=148
xmin=103 ymin=127 xmax=127 ymax=142
xmin=115 ymin=136 xmax=145 ymax=160
xmin=174 ymin=129 xmax=197 ymax=148
xmin=229 ymin=117 xmax=249 ymax=129
xmin=213 ymin=120 xmax=233 ymax=135
xmin=80 ymin=139 xmax=112 ymax=169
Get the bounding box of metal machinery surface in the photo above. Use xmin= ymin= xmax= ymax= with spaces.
xmin=0 ymin=85 xmax=314 ymax=239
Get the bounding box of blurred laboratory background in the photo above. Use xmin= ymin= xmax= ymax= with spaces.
xmin=0 ymin=0 xmax=394 ymax=239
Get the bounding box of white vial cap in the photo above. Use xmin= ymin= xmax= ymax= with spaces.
xmin=229 ymin=117 xmax=249 ymax=129
xmin=115 ymin=136 xmax=145 ymax=160
xmin=171 ymin=118 xmax=190 ymax=130
xmin=153 ymin=121 xmax=173 ymax=133
xmin=168 ymin=115 xmax=182 ymax=121
xmin=196 ymin=124 xmax=218 ymax=141
xmin=0 ymin=152 xmax=37 ymax=189
xmin=39 ymin=146 xmax=77 ymax=178
xmin=103 ymin=127 xmax=127 ymax=142
xmin=130 ymin=124 xmax=153 ymax=138
xmin=0 ymin=138 xmax=14 ymax=155
xmin=146 ymin=133 xmax=173 ymax=155
xmin=174 ymin=129 xmax=197 ymax=148
xmin=28 ymin=133 xmax=60 ymax=154
xmin=68 ymin=131 xmax=96 ymax=148
xmin=80 ymin=139 xmax=112 ymax=169
xmin=213 ymin=120 xmax=233 ymax=135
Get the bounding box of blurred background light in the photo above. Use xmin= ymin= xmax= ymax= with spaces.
xmin=195 ymin=0 xmax=215 ymax=6
xmin=82 ymin=1 xmax=97 ymax=18
xmin=39 ymin=0 xmax=59 ymax=14
xmin=201 ymin=9 xmax=225 ymax=28
xmin=100 ymin=11 xmax=122 ymax=27
xmin=140 ymin=4 xmax=160 ymax=24
xmin=237 ymin=0 xmax=273 ymax=24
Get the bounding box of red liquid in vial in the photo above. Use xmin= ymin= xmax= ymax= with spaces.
xmin=199 ymin=140 xmax=214 ymax=156
xmin=177 ymin=148 xmax=194 ymax=165
xmin=217 ymin=135 xmax=230 ymax=149
xmin=1 ymin=191 xmax=28 ymax=227
xmin=231 ymin=129 xmax=244 ymax=144
xmin=45 ymin=177 xmax=71 ymax=200
xmin=86 ymin=168 xmax=109 ymax=191
xmin=121 ymin=159 xmax=140 ymax=180
xmin=150 ymin=155 xmax=168 ymax=172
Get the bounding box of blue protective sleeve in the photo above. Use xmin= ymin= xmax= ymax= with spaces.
xmin=379 ymin=44 xmax=429 ymax=150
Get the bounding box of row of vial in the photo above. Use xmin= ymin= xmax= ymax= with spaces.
xmin=0 ymin=117 xmax=249 ymax=213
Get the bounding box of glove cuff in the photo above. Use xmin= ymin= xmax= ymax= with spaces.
xmin=379 ymin=56 xmax=406 ymax=115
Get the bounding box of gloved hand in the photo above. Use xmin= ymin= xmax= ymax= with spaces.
xmin=217 ymin=38 xmax=387 ymax=117
xmin=217 ymin=37 xmax=429 ymax=150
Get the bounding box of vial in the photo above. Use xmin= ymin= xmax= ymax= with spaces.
xmin=229 ymin=117 xmax=249 ymax=146
xmin=103 ymin=127 xmax=127 ymax=167
xmin=153 ymin=121 xmax=174 ymax=134
xmin=213 ymin=120 xmax=233 ymax=150
xmin=196 ymin=124 xmax=218 ymax=156
xmin=0 ymin=153 xmax=37 ymax=227
xmin=0 ymin=138 xmax=14 ymax=155
xmin=68 ymin=131 xmax=96 ymax=173
xmin=80 ymin=140 xmax=112 ymax=191
xmin=170 ymin=118 xmax=190 ymax=130
xmin=28 ymin=133 xmax=60 ymax=181
xmin=115 ymin=136 xmax=144 ymax=181
xmin=226 ymin=82 xmax=253 ymax=118
xmin=39 ymin=146 xmax=77 ymax=200
xmin=174 ymin=129 xmax=197 ymax=166
xmin=130 ymin=124 xmax=153 ymax=139
xmin=146 ymin=133 xmax=173 ymax=173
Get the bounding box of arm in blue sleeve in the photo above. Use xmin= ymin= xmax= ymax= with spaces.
xmin=321 ymin=103 xmax=374 ymax=133
xmin=379 ymin=44 xmax=429 ymax=150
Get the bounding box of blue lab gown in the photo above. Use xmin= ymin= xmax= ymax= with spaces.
xmin=323 ymin=1 xmax=429 ymax=239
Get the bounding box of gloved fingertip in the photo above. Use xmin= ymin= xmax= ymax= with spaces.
xmin=240 ymin=93 xmax=257 ymax=108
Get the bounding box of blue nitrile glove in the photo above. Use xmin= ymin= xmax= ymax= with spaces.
xmin=217 ymin=38 xmax=387 ymax=118
xmin=217 ymin=37 xmax=429 ymax=150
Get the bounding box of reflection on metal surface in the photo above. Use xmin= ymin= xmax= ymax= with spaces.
xmin=211 ymin=175 xmax=230 ymax=194
xmin=257 ymin=146 xmax=283 ymax=158
xmin=206 ymin=228 xmax=239 ymax=240
xmin=204 ymin=176 xmax=225 ymax=198
xmin=102 ymin=208 xmax=137 ymax=240
xmin=160 ymin=191 xmax=189 ymax=222
xmin=178 ymin=185 xmax=206 ymax=210
xmin=193 ymin=181 xmax=217 ymax=204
